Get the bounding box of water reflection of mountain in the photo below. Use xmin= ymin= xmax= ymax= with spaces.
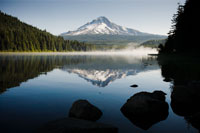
xmin=0 ymin=54 xmax=158 ymax=93
xmin=66 ymin=69 xmax=138 ymax=87
xmin=62 ymin=55 xmax=159 ymax=87
xmin=158 ymin=55 xmax=200 ymax=132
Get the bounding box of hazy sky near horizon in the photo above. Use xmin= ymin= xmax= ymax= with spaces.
xmin=0 ymin=0 xmax=186 ymax=35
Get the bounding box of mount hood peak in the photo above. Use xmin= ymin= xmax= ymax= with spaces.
xmin=61 ymin=16 xmax=149 ymax=36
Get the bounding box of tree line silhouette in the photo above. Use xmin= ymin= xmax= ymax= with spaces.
xmin=159 ymin=0 xmax=199 ymax=53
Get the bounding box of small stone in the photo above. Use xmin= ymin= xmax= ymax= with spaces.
xmin=130 ymin=84 xmax=138 ymax=88
xmin=163 ymin=78 xmax=172 ymax=82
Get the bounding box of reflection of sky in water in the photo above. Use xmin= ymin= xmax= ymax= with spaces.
xmin=0 ymin=55 xmax=198 ymax=133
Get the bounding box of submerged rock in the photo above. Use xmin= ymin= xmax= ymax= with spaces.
xmin=163 ymin=78 xmax=172 ymax=82
xmin=130 ymin=84 xmax=138 ymax=88
xmin=38 ymin=117 xmax=118 ymax=133
xmin=121 ymin=90 xmax=169 ymax=130
xmin=69 ymin=100 xmax=102 ymax=121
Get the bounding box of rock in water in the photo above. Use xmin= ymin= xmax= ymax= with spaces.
xmin=69 ymin=100 xmax=102 ymax=121
xmin=130 ymin=84 xmax=138 ymax=88
xmin=120 ymin=90 xmax=169 ymax=130
xmin=38 ymin=117 xmax=118 ymax=133
xmin=151 ymin=90 xmax=167 ymax=101
xmin=163 ymin=78 xmax=172 ymax=82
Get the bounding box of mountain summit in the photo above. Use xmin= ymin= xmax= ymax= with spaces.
xmin=61 ymin=16 xmax=149 ymax=36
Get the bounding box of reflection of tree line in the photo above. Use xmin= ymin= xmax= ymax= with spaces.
xmin=0 ymin=55 xmax=87 ymax=93
xmin=158 ymin=55 xmax=200 ymax=132
xmin=0 ymin=55 xmax=157 ymax=94
xmin=0 ymin=55 xmax=59 ymax=93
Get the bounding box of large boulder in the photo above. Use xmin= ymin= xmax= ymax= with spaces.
xmin=121 ymin=90 xmax=169 ymax=130
xmin=38 ymin=117 xmax=118 ymax=133
xmin=69 ymin=100 xmax=102 ymax=121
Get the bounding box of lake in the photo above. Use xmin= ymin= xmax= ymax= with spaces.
xmin=0 ymin=53 xmax=199 ymax=133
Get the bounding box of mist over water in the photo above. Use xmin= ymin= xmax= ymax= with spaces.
xmin=74 ymin=46 xmax=158 ymax=56
xmin=70 ymin=48 xmax=157 ymax=56
xmin=0 ymin=46 xmax=157 ymax=56
xmin=112 ymin=46 xmax=158 ymax=55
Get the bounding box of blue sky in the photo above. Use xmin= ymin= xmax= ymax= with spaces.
xmin=0 ymin=0 xmax=185 ymax=35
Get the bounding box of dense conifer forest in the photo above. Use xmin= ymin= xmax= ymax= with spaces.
xmin=0 ymin=11 xmax=96 ymax=52
xmin=159 ymin=0 xmax=199 ymax=53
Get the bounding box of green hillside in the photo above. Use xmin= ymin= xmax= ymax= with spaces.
xmin=0 ymin=11 xmax=95 ymax=52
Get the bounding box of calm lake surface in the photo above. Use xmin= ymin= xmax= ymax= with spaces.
xmin=0 ymin=53 xmax=199 ymax=133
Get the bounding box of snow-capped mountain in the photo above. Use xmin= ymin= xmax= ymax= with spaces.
xmin=61 ymin=16 xmax=149 ymax=36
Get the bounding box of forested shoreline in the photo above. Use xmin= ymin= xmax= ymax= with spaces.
xmin=159 ymin=0 xmax=199 ymax=54
xmin=0 ymin=11 xmax=96 ymax=52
